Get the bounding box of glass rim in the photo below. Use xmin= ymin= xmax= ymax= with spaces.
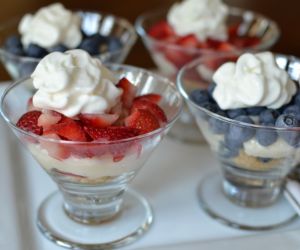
xmin=1 ymin=63 xmax=183 ymax=145
xmin=135 ymin=6 xmax=281 ymax=53
xmin=0 ymin=10 xmax=137 ymax=62
xmin=177 ymin=53 xmax=300 ymax=132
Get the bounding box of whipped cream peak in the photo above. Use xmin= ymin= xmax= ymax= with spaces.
xmin=19 ymin=3 xmax=82 ymax=49
xmin=212 ymin=52 xmax=297 ymax=110
xmin=167 ymin=0 xmax=229 ymax=41
xmin=32 ymin=49 xmax=122 ymax=117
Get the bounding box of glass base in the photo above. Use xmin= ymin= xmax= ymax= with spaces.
xmin=198 ymin=173 xmax=298 ymax=230
xmin=37 ymin=189 xmax=153 ymax=249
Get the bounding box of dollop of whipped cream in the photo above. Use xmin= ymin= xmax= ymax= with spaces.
xmin=212 ymin=52 xmax=297 ymax=110
xmin=32 ymin=49 xmax=122 ymax=117
xmin=167 ymin=0 xmax=229 ymax=41
xmin=18 ymin=3 xmax=82 ymax=49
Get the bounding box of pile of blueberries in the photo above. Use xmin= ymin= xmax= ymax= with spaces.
xmin=190 ymin=83 xmax=300 ymax=158
xmin=4 ymin=33 xmax=122 ymax=58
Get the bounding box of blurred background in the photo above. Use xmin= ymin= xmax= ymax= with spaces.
xmin=0 ymin=0 xmax=299 ymax=80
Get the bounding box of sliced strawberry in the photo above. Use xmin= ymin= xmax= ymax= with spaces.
xmin=38 ymin=110 xmax=62 ymax=130
xmin=125 ymin=109 xmax=160 ymax=134
xmin=148 ymin=21 xmax=176 ymax=40
xmin=164 ymin=46 xmax=196 ymax=69
xmin=16 ymin=110 xmax=43 ymax=135
xmin=78 ymin=113 xmax=119 ymax=128
xmin=48 ymin=120 xmax=87 ymax=142
xmin=40 ymin=132 xmax=71 ymax=160
xmin=134 ymin=94 xmax=162 ymax=104
xmin=217 ymin=42 xmax=235 ymax=52
xmin=84 ymin=126 xmax=139 ymax=141
xmin=176 ymin=34 xmax=198 ymax=48
xmin=117 ymin=77 xmax=137 ymax=109
xmin=132 ymin=99 xmax=167 ymax=123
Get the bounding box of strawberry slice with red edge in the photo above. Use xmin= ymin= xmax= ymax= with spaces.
xmin=134 ymin=94 xmax=162 ymax=104
xmin=148 ymin=21 xmax=176 ymax=40
xmin=47 ymin=119 xmax=87 ymax=142
xmin=117 ymin=77 xmax=137 ymax=109
xmin=125 ymin=109 xmax=160 ymax=134
xmin=132 ymin=99 xmax=167 ymax=124
xmin=176 ymin=34 xmax=199 ymax=48
xmin=84 ymin=126 xmax=140 ymax=141
xmin=78 ymin=113 xmax=119 ymax=128
xmin=16 ymin=110 xmax=43 ymax=135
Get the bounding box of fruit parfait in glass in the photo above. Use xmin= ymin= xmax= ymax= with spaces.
xmin=0 ymin=2 xmax=137 ymax=80
xmin=0 ymin=49 xmax=182 ymax=248
xmin=136 ymin=0 xmax=280 ymax=143
xmin=177 ymin=52 xmax=300 ymax=230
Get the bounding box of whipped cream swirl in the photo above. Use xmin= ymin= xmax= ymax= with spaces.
xmin=167 ymin=0 xmax=229 ymax=41
xmin=32 ymin=49 xmax=122 ymax=117
xmin=212 ymin=52 xmax=297 ymax=110
xmin=19 ymin=3 xmax=82 ymax=49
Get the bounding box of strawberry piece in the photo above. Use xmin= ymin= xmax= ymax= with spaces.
xmin=40 ymin=132 xmax=71 ymax=160
xmin=16 ymin=110 xmax=43 ymax=135
xmin=49 ymin=120 xmax=87 ymax=142
xmin=134 ymin=94 xmax=162 ymax=104
xmin=38 ymin=110 xmax=62 ymax=130
xmin=217 ymin=42 xmax=235 ymax=52
xmin=84 ymin=126 xmax=139 ymax=141
xmin=79 ymin=113 xmax=119 ymax=128
xmin=132 ymin=99 xmax=167 ymax=123
xmin=125 ymin=109 xmax=160 ymax=134
xmin=117 ymin=77 xmax=137 ymax=109
xmin=176 ymin=34 xmax=198 ymax=48
xmin=148 ymin=21 xmax=176 ymax=40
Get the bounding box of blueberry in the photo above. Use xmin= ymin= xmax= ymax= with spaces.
xmin=219 ymin=141 xmax=240 ymax=158
xmin=49 ymin=44 xmax=68 ymax=52
xmin=227 ymin=108 xmax=247 ymax=119
xmin=246 ymin=107 xmax=266 ymax=116
xmin=190 ymin=89 xmax=210 ymax=105
xmin=6 ymin=46 xmax=25 ymax=56
xmin=4 ymin=35 xmax=22 ymax=49
xmin=283 ymin=105 xmax=300 ymax=120
xmin=198 ymin=102 xmax=219 ymax=119
xmin=275 ymin=114 xmax=300 ymax=147
xmin=259 ymin=109 xmax=280 ymax=124
xmin=255 ymin=122 xmax=278 ymax=146
xmin=209 ymin=111 xmax=228 ymax=134
xmin=294 ymin=92 xmax=300 ymax=106
xmin=79 ymin=34 xmax=107 ymax=55
xmin=26 ymin=43 xmax=48 ymax=58
xmin=227 ymin=115 xmax=255 ymax=146
xmin=207 ymin=82 xmax=216 ymax=97
xmin=107 ymin=37 xmax=122 ymax=52
xmin=4 ymin=35 xmax=25 ymax=56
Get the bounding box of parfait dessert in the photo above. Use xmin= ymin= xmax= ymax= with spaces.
xmin=178 ymin=52 xmax=300 ymax=229
xmin=1 ymin=49 xmax=182 ymax=248
xmin=0 ymin=3 xmax=137 ymax=79
xmin=136 ymin=0 xmax=280 ymax=143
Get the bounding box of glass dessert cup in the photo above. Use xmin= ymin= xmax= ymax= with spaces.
xmin=0 ymin=11 xmax=137 ymax=80
xmin=136 ymin=7 xmax=280 ymax=144
xmin=177 ymin=54 xmax=300 ymax=230
xmin=0 ymin=64 xmax=182 ymax=248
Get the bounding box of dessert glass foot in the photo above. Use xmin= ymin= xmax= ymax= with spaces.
xmin=38 ymin=189 xmax=153 ymax=249
xmin=198 ymin=173 xmax=297 ymax=230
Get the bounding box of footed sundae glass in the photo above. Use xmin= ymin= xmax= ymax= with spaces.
xmin=0 ymin=64 xmax=182 ymax=248
xmin=177 ymin=54 xmax=300 ymax=230
xmin=0 ymin=11 xmax=137 ymax=80
xmin=136 ymin=7 xmax=280 ymax=143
